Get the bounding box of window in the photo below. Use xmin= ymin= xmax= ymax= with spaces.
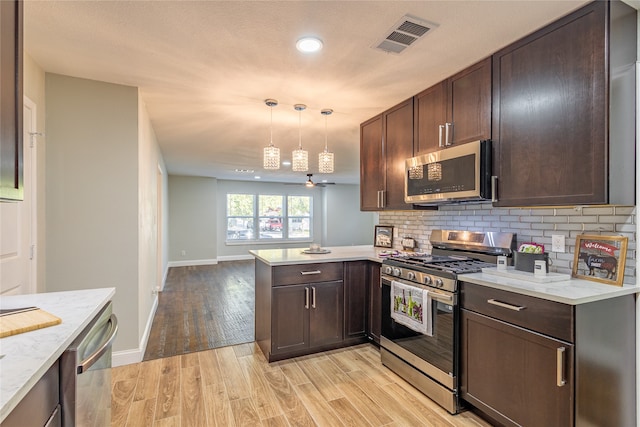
xmin=226 ymin=193 xmax=312 ymax=241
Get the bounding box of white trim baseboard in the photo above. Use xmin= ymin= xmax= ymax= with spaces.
xmin=112 ymin=294 xmax=159 ymax=367
xmin=217 ymin=254 xmax=255 ymax=262
xmin=167 ymin=258 xmax=218 ymax=268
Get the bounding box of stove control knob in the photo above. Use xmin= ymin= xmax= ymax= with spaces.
xmin=435 ymin=278 xmax=444 ymax=288
xmin=423 ymin=276 xmax=432 ymax=285
xmin=392 ymin=268 xmax=401 ymax=277
xmin=407 ymin=272 xmax=416 ymax=281
xmin=383 ymin=266 xmax=393 ymax=275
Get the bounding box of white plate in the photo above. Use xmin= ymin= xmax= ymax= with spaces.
xmin=301 ymin=249 xmax=331 ymax=254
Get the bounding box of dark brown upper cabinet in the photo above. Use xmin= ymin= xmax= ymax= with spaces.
xmin=360 ymin=98 xmax=414 ymax=211
xmin=414 ymin=57 xmax=492 ymax=155
xmin=491 ymin=1 xmax=636 ymax=207
xmin=0 ymin=0 xmax=23 ymax=201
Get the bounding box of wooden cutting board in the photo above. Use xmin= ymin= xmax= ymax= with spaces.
xmin=0 ymin=308 xmax=62 ymax=338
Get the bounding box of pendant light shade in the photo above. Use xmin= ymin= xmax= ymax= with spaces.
xmin=318 ymin=109 xmax=334 ymax=174
xmin=263 ymin=99 xmax=280 ymax=170
xmin=292 ymin=104 xmax=308 ymax=172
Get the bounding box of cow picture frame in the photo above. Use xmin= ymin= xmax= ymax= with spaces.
xmin=572 ymin=234 xmax=628 ymax=287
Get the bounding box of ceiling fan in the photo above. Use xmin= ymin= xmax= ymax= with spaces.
xmin=287 ymin=174 xmax=336 ymax=188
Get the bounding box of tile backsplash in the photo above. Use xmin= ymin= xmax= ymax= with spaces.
xmin=379 ymin=204 xmax=636 ymax=285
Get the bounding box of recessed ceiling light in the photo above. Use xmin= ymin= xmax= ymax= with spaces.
xmin=296 ymin=37 xmax=323 ymax=53
xmin=282 ymin=160 xmax=292 ymax=166
xmin=254 ymin=176 xmax=261 ymax=180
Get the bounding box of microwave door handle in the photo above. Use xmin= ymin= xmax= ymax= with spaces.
xmin=491 ymin=176 xmax=498 ymax=202
xmin=438 ymin=125 xmax=444 ymax=148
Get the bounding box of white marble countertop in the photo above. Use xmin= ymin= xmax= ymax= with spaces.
xmin=462 ymin=268 xmax=639 ymax=305
xmin=250 ymin=245 xmax=393 ymax=265
xmin=0 ymin=288 xmax=115 ymax=423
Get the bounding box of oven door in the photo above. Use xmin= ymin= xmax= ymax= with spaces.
xmin=381 ymin=275 xmax=458 ymax=388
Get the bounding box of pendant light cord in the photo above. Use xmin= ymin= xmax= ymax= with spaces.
xmin=269 ymin=105 xmax=274 ymax=146
xmin=298 ymin=109 xmax=302 ymax=149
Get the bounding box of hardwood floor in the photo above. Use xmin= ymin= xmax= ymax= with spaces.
xmin=113 ymin=343 xmax=491 ymax=427
xmin=143 ymin=261 xmax=255 ymax=361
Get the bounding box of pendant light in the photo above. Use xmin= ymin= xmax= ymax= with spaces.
xmin=263 ymin=99 xmax=280 ymax=170
xmin=318 ymin=109 xmax=334 ymax=173
xmin=292 ymin=104 xmax=308 ymax=172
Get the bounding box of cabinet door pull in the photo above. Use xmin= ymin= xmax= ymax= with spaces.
xmin=491 ymin=176 xmax=498 ymax=202
xmin=305 ymin=287 xmax=310 ymax=309
xmin=301 ymin=270 xmax=321 ymax=275
xmin=312 ymin=286 xmax=317 ymax=308
xmin=445 ymin=122 xmax=452 ymax=146
xmin=380 ymin=190 xmax=385 ymax=208
xmin=487 ymin=299 xmax=526 ymax=311
xmin=556 ymin=347 xmax=566 ymax=387
xmin=438 ymin=125 xmax=444 ymax=148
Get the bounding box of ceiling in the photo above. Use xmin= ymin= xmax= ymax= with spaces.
xmin=24 ymin=0 xmax=591 ymax=185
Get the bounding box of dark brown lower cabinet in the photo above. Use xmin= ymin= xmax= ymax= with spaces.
xmin=461 ymin=309 xmax=573 ymax=426
xmin=367 ymin=262 xmax=381 ymax=344
xmin=271 ymin=280 xmax=343 ymax=358
xmin=344 ymin=261 xmax=368 ymax=341
xmin=460 ymin=282 xmax=636 ymax=426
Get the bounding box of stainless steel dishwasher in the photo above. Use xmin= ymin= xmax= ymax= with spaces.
xmin=60 ymin=302 xmax=118 ymax=427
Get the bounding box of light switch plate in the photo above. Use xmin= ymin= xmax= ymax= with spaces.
xmin=551 ymin=235 xmax=565 ymax=253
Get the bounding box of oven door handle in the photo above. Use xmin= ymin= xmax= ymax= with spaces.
xmin=430 ymin=292 xmax=453 ymax=303
xmin=382 ymin=278 xmax=453 ymax=304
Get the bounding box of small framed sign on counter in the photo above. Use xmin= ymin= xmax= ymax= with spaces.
xmin=572 ymin=234 xmax=628 ymax=286
xmin=374 ymin=225 xmax=394 ymax=248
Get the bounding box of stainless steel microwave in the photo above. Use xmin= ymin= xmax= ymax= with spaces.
xmin=405 ymin=140 xmax=493 ymax=205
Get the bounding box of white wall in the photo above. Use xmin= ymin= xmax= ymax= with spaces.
xmin=44 ymin=74 xmax=166 ymax=356
xmin=168 ymin=175 xmax=218 ymax=264
xmin=167 ymin=178 xmax=375 ymax=262
xmin=322 ymin=184 xmax=376 ymax=246
xmin=137 ymin=95 xmax=168 ymax=357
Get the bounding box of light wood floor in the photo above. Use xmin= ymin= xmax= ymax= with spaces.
xmin=113 ymin=342 xmax=491 ymax=427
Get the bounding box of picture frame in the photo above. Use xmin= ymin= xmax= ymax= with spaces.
xmin=572 ymin=234 xmax=628 ymax=287
xmin=374 ymin=225 xmax=394 ymax=248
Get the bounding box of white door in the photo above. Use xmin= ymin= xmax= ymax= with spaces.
xmin=0 ymin=98 xmax=36 ymax=295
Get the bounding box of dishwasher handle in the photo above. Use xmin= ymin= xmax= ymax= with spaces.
xmin=77 ymin=314 xmax=118 ymax=374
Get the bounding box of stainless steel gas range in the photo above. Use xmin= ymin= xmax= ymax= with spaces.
xmin=380 ymin=230 xmax=516 ymax=414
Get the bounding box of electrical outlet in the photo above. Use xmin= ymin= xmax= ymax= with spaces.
xmin=551 ymin=235 xmax=565 ymax=253
xmin=181 ymin=250 xmax=186 ymax=256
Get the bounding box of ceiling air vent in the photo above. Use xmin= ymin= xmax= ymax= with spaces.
xmin=373 ymin=15 xmax=438 ymax=55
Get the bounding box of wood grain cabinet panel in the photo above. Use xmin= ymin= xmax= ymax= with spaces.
xmin=461 ymin=309 xmax=574 ymax=427
xmin=460 ymin=281 xmax=636 ymax=426
xmin=0 ymin=0 xmax=23 ymax=201
xmin=272 ymin=284 xmax=310 ymax=355
xmin=271 ymin=280 xmax=344 ymax=357
xmin=490 ymin=1 xmax=637 ymax=206
xmin=360 ymin=99 xmax=414 ymax=211
xmin=367 ymin=262 xmax=381 ymax=344
xmin=383 ymin=98 xmax=414 ymax=210
xmin=344 ymin=261 xmax=368 ymax=340
xmin=414 ymin=58 xmax=491 ymax=156
xmin=360 ymin=115 xmax=384 ymax=211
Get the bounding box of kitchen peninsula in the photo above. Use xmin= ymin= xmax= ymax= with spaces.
xmin=0 ymin=288 xmax=115 ymax=424
xmin=251 ymin=245 xmax=385 ymax=362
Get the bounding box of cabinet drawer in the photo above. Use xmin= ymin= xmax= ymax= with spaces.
xmin=273 ymin=262 xmax=343 ymax=286
xmin=460 ymin=282 xmax=574 ymax=342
